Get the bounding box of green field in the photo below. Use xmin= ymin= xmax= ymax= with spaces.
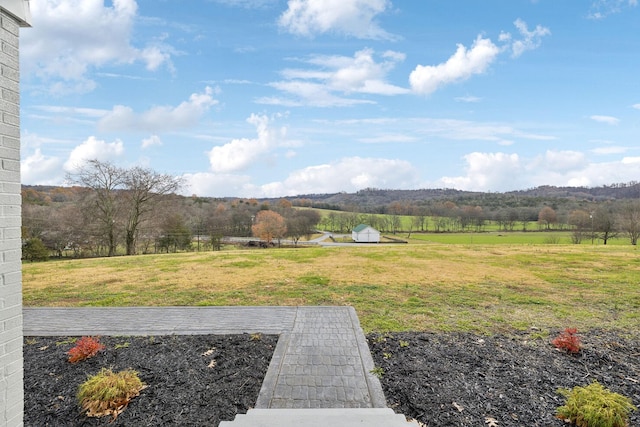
xmin=407 ymin=231 xmax=629 ymax=245
xmin=22 ymin=242 xmax=640 ymax=335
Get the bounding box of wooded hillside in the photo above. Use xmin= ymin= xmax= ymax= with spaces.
xmin=21 ymin=178 xmax=640 ymax=259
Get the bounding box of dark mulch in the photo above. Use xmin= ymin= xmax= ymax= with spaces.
xmin=368 ymin=330 xmax=640 ymax=427
xmin=23 ymin=334 xmax=277 ymax=427
xmin=24 ymin=331 xmax=640 ymax=427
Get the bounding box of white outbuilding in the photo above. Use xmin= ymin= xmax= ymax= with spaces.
xmin=352 ymin=224 xmax=381 ymax=243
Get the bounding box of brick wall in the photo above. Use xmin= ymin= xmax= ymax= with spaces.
xmin=0 ymin=8 xmax=23 ymax=427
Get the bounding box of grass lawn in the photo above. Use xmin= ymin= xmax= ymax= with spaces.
xmin=22 ymin=243 xmax=640 ymax=334
xmin=406 ymin=231 xmax=631 ymax=245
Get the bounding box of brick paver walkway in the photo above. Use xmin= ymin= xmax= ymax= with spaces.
xmin=22 ymin=306 xmax=386 ymax=409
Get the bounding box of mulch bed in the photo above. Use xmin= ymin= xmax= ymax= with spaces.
xmin=24 ymin=330 xmax=640 ymax=426
xmin=23 ymin=334 xmax=277 ymax=426
xmin=368 ymin=330 xmax=640 ymax=427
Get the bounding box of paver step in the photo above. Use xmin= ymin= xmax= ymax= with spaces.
xmin=219 ymin=408 xmax=420 ymax=426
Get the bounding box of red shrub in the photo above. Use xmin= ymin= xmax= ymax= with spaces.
xmin=552 ymin=328 xmax=582 ymax=354
xmin=68 ymin=336 xmax=105 ymax=363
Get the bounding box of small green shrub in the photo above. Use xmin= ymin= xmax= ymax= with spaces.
xmin=370 ymin=367 xmax=384 ymax=378
xmin=77 ymin=368 xmax=146 ymax=420
xmin=556 ymin=381 xmax=637 ymax=427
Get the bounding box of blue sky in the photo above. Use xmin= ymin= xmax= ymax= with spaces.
xmin=19 ymin=0 xmax=640 ymax=198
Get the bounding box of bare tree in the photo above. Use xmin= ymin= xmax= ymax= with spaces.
xmin=505 ymin=208 xmax=519 ymax=231
xmin=617 ymin=200 xmax=640 ymax=245
xmin=593 ymin=205 xmax=618 ymax=245
xmin=286 ymin=209 xmax=321 ymax=245
xmin=122 ymin=167 xmax=184 ymax=255
xmin=21 ymin=203 xmax=48 ymax=240
xmin=412 ymin=207 xmax=428 ymax=232
xmin=66 ymin=160 xmax=126 ymax=256
xmin=366 ymin=214 xmax=381 ymax=231
xmin=157 ymin=213 xmax=192 ymax=253
xmin=568 ymin=209 xmax=591 ymax=244
xmin=538 ymin=206 xmax=557 ymax=230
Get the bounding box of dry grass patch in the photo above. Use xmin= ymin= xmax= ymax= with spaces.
xmin=23 ymin=244 xmax=640 ymax=333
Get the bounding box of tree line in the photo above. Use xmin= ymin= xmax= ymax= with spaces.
xmin=21 ymin=161 xmax=640 ymax=260
xmin=22 ymin=160 xmax=321 ymax=260
xmin=312 ymin=200 xmax=640 ymax=245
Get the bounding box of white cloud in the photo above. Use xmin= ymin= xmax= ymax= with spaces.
xmin=435 ymin=149 xmax=640 ymax=192
xmin=278 ymin=0 xmax=395 ymax=40
xmin=21 ymin=149 xmax=65 ymax=185
xmin=208 ymin=114 xmax=286 ymax=173
xmin=358 ymin=134 xmax=417 ymax=144
xmin=410 ymin=36 xmax=501 ymax=95
xmin=182 ymin=146 xmax=640 ymax=197
xmin=509 ymin=19 xmax=551 ymax=58
xmin=621 ymin=156 xmax=640 ymax=164
xmin=411 ymin=20 xmax=549 ymax=95
xmin=411 ymin=118 xmax=555 ymax=144
xmin=22 ymin=0 xmax=175 ymax=94
xmin=63 ymin=136 xmax=125 ymax=172
xmin=181 ymin=172 xmax=254 ymax=198
xmin=438 ymin=152 xmax=523 ymax=191
xmin=20 ymin=130 xmax=73 ymax=152
xmin=210 ymin=0 xmax=278 ymax=8
xmin=260 ymin=157 xmax=420 ymax=197
xmin=590 ymin=115 xmax=620 ymax=125
xmin=142 ymin=135 xmax=163 ymax=149
xmin=455 ymin=96 xmax=482 ymax=103
xmin=140 ymin=45 xmax=174 ymax=72
xmin=34 ymin=105 xmax=108 ymax=119
xmin=261 ymin=49 xmax=408 ymax=107
xmin=98 ymin=87 xmax=218 ymax=132
xmin=632 ymin=103 xmax=640 ymax=109
xmin=315 ymin=116 xmax=556 ymax=148
xmin=588 ymin=0 xmax=638 ymax=19
xmin=533 ymin=150 xmax=587 ymax=172
xmin=262 ymin=81 xmax=374 ymax=107
xmin=591 ymin=146 xmax=628 ymax=155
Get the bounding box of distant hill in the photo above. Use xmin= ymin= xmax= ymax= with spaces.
xmin=22 ymin=181 xmax=640 ymax=212
xmin=278 ymin=182 xmax=640 ymax=210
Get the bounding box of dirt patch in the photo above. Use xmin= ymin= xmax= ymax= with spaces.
xmin=368 ymin=330 xmax=640 ymax=426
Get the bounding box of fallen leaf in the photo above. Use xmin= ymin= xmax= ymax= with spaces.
xmin=202 ymin=348 xmax=215 ymax=356
xmin=452 ymin=401 xmax=464 ymax=412
xmin=208 ymin=359 xmax=217 ymax=368
xmin=485 ymin=416 xmax=499 ymax=426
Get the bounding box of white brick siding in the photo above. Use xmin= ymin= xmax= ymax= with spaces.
xmin=0 ymin=5 xmax=28 ymax=426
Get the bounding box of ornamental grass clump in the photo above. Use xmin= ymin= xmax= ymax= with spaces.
xmin=77 ymin=368 xmax=146 ymax=420
xmin=556 ymin=381 xmax=637 ymax=427
xmin=67 ymin=336 xmax=105 ymax=363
